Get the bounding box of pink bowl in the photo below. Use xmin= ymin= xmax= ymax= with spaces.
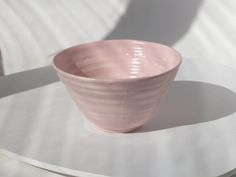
xmin=52 ymin=40 xmax=181 ymax=133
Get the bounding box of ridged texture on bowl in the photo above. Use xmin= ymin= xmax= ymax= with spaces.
xmin=53 ymin=40 xmax=181 ymax=132
xmin=57 ymin=67 xmax=179 ymax=132
xmin=53 ymin=40 xmax=180 ymax=80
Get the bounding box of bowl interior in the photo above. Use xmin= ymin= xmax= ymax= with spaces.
xmin=53 ymin=40 xmax=181 ymax=80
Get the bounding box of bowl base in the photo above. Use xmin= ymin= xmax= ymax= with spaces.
xmin=91 ymin=124 xmax=143 ymax=133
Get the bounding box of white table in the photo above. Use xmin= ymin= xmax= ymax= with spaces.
xmin=0 ymin=151 xmax=65 ymax=177
xmin=0 ymin=57 xmax=236 ymax=177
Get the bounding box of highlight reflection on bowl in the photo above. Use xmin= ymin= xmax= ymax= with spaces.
xmin=52 ymin=40 xmax=182 ymax=133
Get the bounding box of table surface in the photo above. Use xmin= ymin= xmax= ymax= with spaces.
xmin=1 ymin=0 xmax=236 ymax=75
xmin=0 ymin=57 xmax=235 ymax=177
xmin=1 ymin=0 xmax=236 ymax=176
xmin=0 ymin=151 xmax=65 ymax=177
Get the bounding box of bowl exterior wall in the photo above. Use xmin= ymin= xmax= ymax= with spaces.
xmin=56 ymin=66 xmax=179 ymax=132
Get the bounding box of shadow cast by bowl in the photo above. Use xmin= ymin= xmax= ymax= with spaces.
xmin=219 ymin=167 xmax=236 ymax=177
xmin=136 ymin=81 xmax=236 ymax=133
xmin=106 ymin=0 xmax=202 ymax=45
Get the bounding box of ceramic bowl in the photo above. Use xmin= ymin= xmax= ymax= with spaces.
xmin=52 ymin=40 xmax=181 ymax=133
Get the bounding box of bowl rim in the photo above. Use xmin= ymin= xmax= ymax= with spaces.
xmin=52 ymin=39 xmax=182 ymax=83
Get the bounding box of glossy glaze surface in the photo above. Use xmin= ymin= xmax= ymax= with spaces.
xmin=52 ymin=40 xmax=181 ymax=132
xmin=53 ymin=40 xmax=181 ymax=80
